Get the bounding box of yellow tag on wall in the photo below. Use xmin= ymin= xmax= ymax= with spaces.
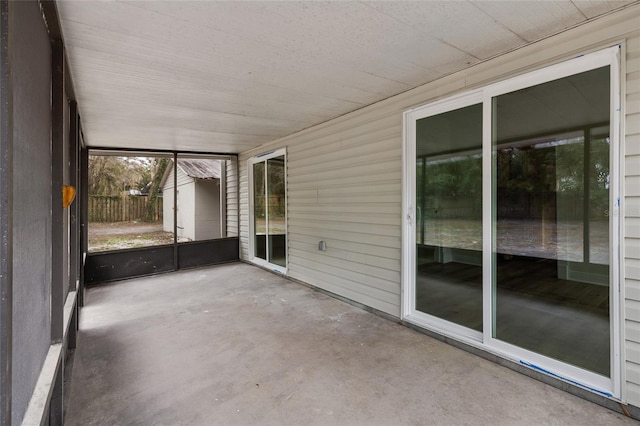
xmin=62 ymin=186 xmax=76 ymax=208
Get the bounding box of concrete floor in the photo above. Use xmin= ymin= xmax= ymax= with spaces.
xmin=65 ymin=262 xmax=635 ymax=425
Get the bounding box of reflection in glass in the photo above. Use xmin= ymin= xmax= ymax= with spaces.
xmin=267 ymin=156 xmax=286 ymax=267
xmin=492 ymin=67 xmax=610 ymax=376
xmin=589 ymin=130 xmax=610 ymax=265
xmin=253 ymin=162 xmax=266 ymax=260
xmin=415 ymin=104 xmax=483 ymax=332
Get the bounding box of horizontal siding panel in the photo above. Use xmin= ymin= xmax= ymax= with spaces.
xmin=629 ymin=52 xmax=640 ymax=78
xmin=626 ymin=176 xmax=640 ymax=196
xmin=626 ymin=258 xmax=640 ymax=280
xmin=626 ymin=300 xmax=640 ymax=323
xmin=625 ymin=217 xmax=640 ymax=238
xmin=627 ymin=112 xmax=640 ymax=136
xmin=626 ymin=279 xmax=640 ymax=301
xmin=288 ymin=254 xmax=399 ymax=295
xmin=289 ymin=182 xmax=401 ymax=198
xmin=625 ymin=134 xmax=640 ymax=156
xmin=289 ymin=203 xmax=400 ymax=215
xmin=289 ymin=212 xmax=399 ymax=227
xmin=627 ymin=92 xmax=640 ymax=116
xmin=226 ymin=159 xmax=239 ymax=237
xmin=627 ymin=382 xmax=640 ymax=407
xmin=289 ymin=269 xmax=399 ymax=316
xmin=291 ymin=194 xmax=401 ymax=205
xmin=289 ymin=146 xmax=401 ymax=176
xmin=286 ymin=117 xmax=399 ymax=149
xmin=626 ymin=321 xmax=640 ymax=343
xmin=289 ymin=140 xmax=399 ymax=168
xmin=290 ymin=156 xmax=401 ymax=180
xmin=287 ymin=127 xmax=400 ymax=164
xmin=176 ymin=170 xmax=192 ymax=187
xmin=288 ymin=174 xmax=401 ymax=191
xmin=289 ymin=161 xmax=399 ymax=185
xmin=290 ymin=225 xmax=400 ymax=249
xmin=626 ymin=238 xmax=640 ymax=259
xmin=261 ymin=108 xmax=401 ymax=156
xmin=164 ymin=168 xmax=175 ymax=189
xmin=628 ymin=71 xmax=640 ymax=98
xmin=289 ymin=233 xmax=400 ymax=259
xmin=627 ymin=361 xmax=640 ymax=385
xmin=288 ymin=218 xmax=399 ymax=237
xmin=289 ymin=240 xmax=399 ymax=272
xmin=629 ymin=34 xmax=640 ymax=53
xmin=624 ymin=197 xmax=640 ymax=217
xmin=627 ymin=340 xmax=640 ymax=364
xmin=625 ymin=155 xmax=640 ymax=177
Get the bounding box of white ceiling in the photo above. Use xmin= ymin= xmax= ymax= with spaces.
xmin=57 ymin=0 xmax=637 ymax=154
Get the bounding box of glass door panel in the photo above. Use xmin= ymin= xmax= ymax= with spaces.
xmin=267 ymin=156 xmax=286 ymax=267
xmin=415 ymin=104 xmax=483 ymax=332
xmin=492 ymin=67 xmax=611 ymax=376
xmin=251 ymin=149 xmax=287 ymax=271
xmin=253 ymin=161 xmax=266 ymax=260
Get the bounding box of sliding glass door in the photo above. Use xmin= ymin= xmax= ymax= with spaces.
xmin=492 ymin=67 xmax=611 ymax=376
xmin=249 ymin=149 xmax=287 ymax=273
xmin=415 ymin=102 xmax=483 ymax=335
xmin=403 ymin=47 xmax=619 ymax=395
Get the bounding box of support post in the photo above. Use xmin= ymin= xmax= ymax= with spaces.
xmin=68 ymin=101 xmax=78 ymax=292
xmin=79 ymin=142 xmax=88 ymax=307
xmin=220 ymin=160 xmax=227 ymax=238
xmin=0 ymin=0 xmax=13 ymax=423
xmin=173 ymin=153 xmax=178 ymax=270
xmin=68 ymin=103 xmax=79 ymax=350
xmin=49 ymin=38 xmax=65 ymax=426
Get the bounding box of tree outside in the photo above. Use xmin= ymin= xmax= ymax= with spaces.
xmin=88 ymin=155 xmax=173 ymax=252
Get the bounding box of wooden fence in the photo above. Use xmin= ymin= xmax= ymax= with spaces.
xmin=89 ymin=195 xmax=163 ymax=222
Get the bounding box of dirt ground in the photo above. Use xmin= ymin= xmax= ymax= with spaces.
xmin=89 ymin=222 xmax=174 ymax=252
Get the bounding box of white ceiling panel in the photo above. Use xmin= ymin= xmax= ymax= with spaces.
xmin=56 ymin=0 xmax=638 ymax=154
xmin=364 ymin=1 xmax=527 ymax=60
xmin=572 ymin=0 xmax=638 ymax=19
xmin=475 ymin=0 xmax=636 ymax=42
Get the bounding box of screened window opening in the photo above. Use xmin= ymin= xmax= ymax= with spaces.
xmin=88 ymin=153 xmax=174 ymax=252
xmin=88 ymin=151 xmax=235 ymax=253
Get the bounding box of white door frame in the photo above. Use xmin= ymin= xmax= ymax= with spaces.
xmin=402 ymin=46 xmax=622 ymax=398
xmin=248 ymin=148 xmax=287 ymax=274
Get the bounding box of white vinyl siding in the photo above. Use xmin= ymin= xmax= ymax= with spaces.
xmin=625 ymin=31 xmax=640 ymax=405
xmin=162 ymin=166 xmax=196 ymax=238
xmin=239 ymin=158 xmax=250 ymax=259
xmin=238 ymin=4 xmax=640 ymax=405
xmin=226 ymin=159 xmax=239 ymax=237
